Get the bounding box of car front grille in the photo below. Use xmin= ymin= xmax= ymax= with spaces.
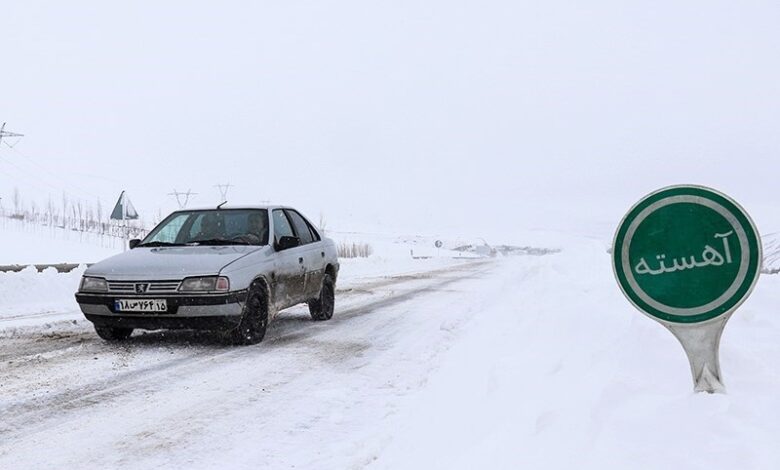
xmin=107 ymin=280 xmax=182 ymax=294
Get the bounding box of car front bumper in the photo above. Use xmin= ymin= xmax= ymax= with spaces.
xmin=75 ymin=290 xmax=248 ymax=331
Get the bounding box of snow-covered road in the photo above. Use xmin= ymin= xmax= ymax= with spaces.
xmin=0 ymin=259 xmax=495 ymax=468
xmin=3 ymin=239 xmax=780 ymax=470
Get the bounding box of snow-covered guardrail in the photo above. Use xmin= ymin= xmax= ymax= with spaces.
xmin=0 ymin=263 xmax=90 ymax=273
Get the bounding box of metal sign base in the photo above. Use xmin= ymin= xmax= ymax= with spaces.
xmin=664 ymin=315 xmax=731 ymax=394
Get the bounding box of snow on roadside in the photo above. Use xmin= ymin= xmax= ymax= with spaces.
xmin=0 ymin=266 xmax=85 ymax=320
xmin=369 ymin=236 xmax=780 ymax=470
xmin=336 ymin=255 xmax=472 ymax=283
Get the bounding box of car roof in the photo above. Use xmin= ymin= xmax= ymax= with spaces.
xmin=173 ymin=205 xmax=291 ymax=212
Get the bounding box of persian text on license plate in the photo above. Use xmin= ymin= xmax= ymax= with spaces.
xmin=114 ymin=299 xmax=168 ymax=313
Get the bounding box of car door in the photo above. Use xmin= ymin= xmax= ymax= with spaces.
xmin=270 ymin=209 xmax=306 ymax=309
xmin=285 ymin=209 xmax=325 ymax=300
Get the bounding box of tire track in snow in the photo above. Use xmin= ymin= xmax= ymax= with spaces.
xmin=0 ymin=310 xmax=76 ymax=323
xmin=0 ymin=328 xmax=93 ymax=363
xmin=92 ymin=263 xmax=495 ymax=467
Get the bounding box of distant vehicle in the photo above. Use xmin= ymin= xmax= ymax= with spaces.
xmin=75 ymin=206 xmax=339 ymax=344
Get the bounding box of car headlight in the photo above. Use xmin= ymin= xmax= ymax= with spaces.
xmin=80 ymin=276 xmax=108 ymax=293
xmin=178 ymin=276 xmax=230 ymax=292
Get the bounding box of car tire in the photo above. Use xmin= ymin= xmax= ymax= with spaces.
xmin=309 ymin=274 xmax=335 ymax=321
xmin=228 ymin=283 xmax=269 ymax=345
xmin=94 ymin=325 xmax=133 ymax=341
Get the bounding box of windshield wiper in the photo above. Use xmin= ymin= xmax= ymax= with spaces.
xmin=188 ymin=238 xmax=251 ymax=246
xmin=137 ymin=241 xmax=185 ymax=247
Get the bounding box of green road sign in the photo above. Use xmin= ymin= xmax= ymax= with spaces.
xmin=613 ymin=185 xmax=761 ymax=324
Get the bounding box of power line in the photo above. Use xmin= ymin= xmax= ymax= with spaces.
xmin=168 ymin=189 xmax=197 ymax=209
xmin=0 ymin=123 xmax=23 ymax=148
xmin=0 ymin=124 xmax=125 ymax=221
xmin=214 ymin=183 xmax=233 ymax=201
xmin=0 ymin=140 xmax=109 ymax=205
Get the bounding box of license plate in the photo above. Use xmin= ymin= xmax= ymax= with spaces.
xmin=114 ymin=299 xmax=168 ymax=313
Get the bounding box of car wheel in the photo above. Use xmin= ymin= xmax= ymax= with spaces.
xmin=309 ymin=274 xmax=335 ymax=321
xmin=229 ymin=283 xmax=269 ymax=345
xmin=94 ymin=325 xmax=133 ymax=341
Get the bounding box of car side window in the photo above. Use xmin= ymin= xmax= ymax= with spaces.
xmin=272 ymin=209 xmax=295 ymax=242
xmin=286 ymin=210 xmax=314 ymax=245
xmin=305 ymin=219 xmax=321 ymax=242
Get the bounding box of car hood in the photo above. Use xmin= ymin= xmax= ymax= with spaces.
xmin=85 ymin=245 xmax=264 ymax=280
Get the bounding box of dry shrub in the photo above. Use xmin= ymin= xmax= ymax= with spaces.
xmin=338 ymin=242 xmax=373 ymax=258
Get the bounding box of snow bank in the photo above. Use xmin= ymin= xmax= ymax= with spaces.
xmin=0 ymin=265 xmax=84 ymax=319
xmin=371 ymin=236 xmax=780 ymax=470
xmin=337 ymin=256 xmax=470 ymax=283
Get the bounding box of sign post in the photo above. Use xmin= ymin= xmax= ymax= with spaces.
xmin=612 ymin=185 xmax=761 ymax=393
xmin=110 ymin=191 xmax=140 ymax=251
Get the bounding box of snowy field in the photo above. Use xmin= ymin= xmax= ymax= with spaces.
xmin=0 ymin=225 xmax=779 ymax=469
xmin=0 ymin=218 xmax=122 ymax=265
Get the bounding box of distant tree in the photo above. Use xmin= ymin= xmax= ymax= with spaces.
xmin=62 ymin=192 xmax=68 ymax=228
xmin=319 ymin=212 xmax=327 ymax=232
xmin=46 ymin=196 xmax=56 ymax=225
xmin=12 ymin=187 xmax=21 ymax=215
xmin=76 ymin=200 xmax=83 ymax=230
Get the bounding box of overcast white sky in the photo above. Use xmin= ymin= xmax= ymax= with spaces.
xmin=1 ymin=1 xmax=779 ymax=241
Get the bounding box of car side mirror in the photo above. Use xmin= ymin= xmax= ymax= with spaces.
xmin=276 ymin=236 xmax=300 ymax=251
xmin=129 ymin=239 xmax=141 ymax=249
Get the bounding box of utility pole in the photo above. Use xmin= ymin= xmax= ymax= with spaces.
xmin=214 ymin=183 xmax=233 ymax=201
xmin=167 ymin=189 xmax=198 ymax=209
xmin=0 ymin=123 xmax=24 ymax=147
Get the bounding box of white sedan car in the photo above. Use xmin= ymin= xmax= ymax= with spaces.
xmin=75 ymin=205 xmax=339 ymax=344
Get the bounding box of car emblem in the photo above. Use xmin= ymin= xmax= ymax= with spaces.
xmin=135 ymin=283 xmax=150 ymax=294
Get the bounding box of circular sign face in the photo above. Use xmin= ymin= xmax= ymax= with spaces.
xmin=613 ymin=185 xmax=761 ymax=324
xmin=435 ymin=240 xmax=443 ymax=248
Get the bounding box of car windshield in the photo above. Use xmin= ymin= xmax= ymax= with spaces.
xmin=140 ymin=209 xmax=269 ymax=246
